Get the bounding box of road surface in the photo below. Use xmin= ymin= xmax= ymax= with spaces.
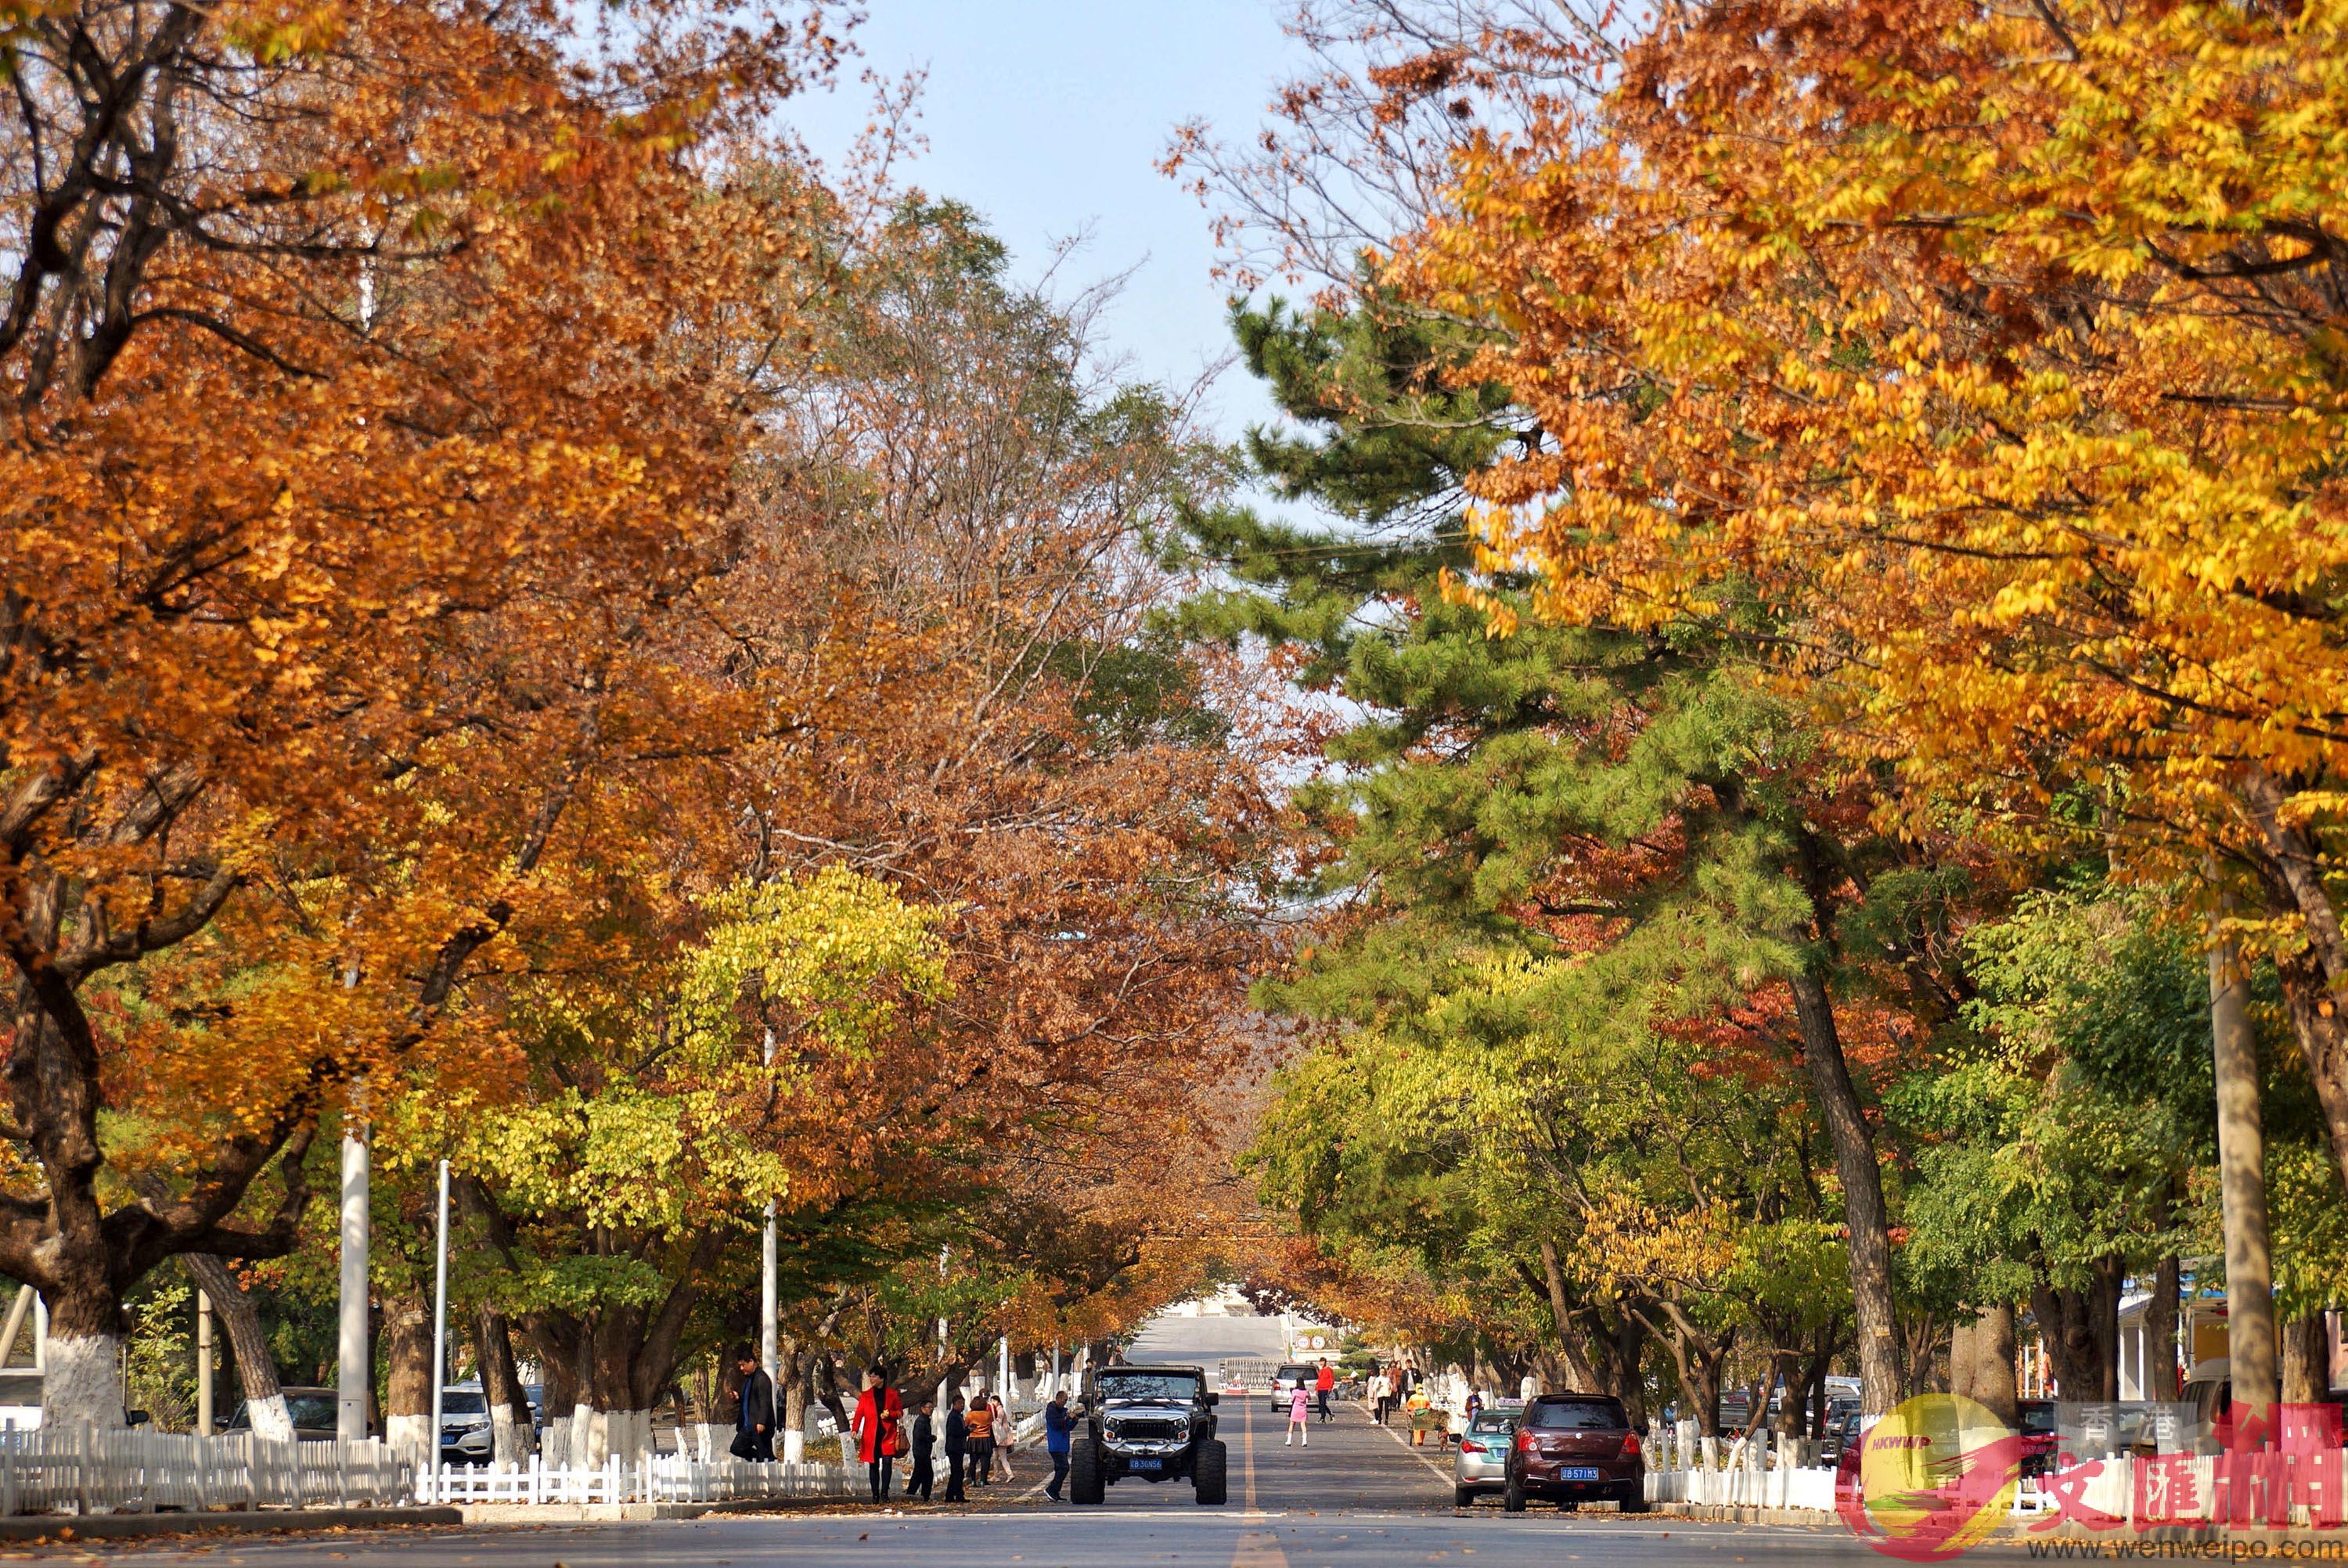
xmin=78 ymin=1311 xmax=2049 ymax=1564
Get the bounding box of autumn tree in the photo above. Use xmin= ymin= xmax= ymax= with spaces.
xmin=0 ymin=0 xmax=840 ymax=1426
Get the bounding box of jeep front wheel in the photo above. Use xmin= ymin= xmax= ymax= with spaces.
xmin=1070 ymin=1439 xmax=1105 ymax=1505
xmin=1193 ymin=1438 xmax=1229 ymax=1505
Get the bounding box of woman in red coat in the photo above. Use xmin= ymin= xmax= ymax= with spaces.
xmin=852 ymin=1365 xmax=905 ymax=1505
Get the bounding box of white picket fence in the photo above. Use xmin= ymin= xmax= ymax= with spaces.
xmin=0 ymin=1426 xmax=409 ymax=1515
xmin=1648 ymin=1462 xmax=1839 ymax=1512
xmin=419 ymin=1453 xmax=858 ymax=1506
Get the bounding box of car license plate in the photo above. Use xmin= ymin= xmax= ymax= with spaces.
xmin=1129 ymin=1457 xmax=1162 ymax=1473
xmin=1561 ymin=1467 xmax=1601 ymax=1481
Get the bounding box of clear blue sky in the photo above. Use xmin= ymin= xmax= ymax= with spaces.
xmin=782 ymin=0 xmax=1308 ymax=442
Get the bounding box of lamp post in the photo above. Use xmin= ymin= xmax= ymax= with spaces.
xmin=429 ymin=1159 xmax=451 ymax=1500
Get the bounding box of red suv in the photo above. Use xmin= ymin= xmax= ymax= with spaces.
xmin=1505 ymin=1394 xmax=1647 ymax=1513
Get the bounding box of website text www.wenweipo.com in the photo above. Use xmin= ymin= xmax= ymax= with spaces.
xmin=2027 ymin=1542 xmax=2348 ymax=1561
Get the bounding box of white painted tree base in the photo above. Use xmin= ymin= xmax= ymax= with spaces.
xmin=42 ymin=1332 xmax=124 ymax=1430
xmin=386 ymin=1412 xmax=431 ymax=1473
xmin=490 ymin=1403 xmax=532 ymax=1465
xmin=567 ymin=1406 xmax=651 ymax=1466
xmin=245 ymin=1392 xmax=295 ymax=1442
xmin=781 ymin=1427 xmax=805 ymax=1463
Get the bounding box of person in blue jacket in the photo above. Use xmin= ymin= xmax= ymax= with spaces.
xmin=1044 ymin=1390 xmax=1076 ymax=1501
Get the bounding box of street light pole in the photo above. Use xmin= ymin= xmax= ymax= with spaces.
xmin=761 ymin=1030 xmax=778 ymax=1383
xmin=196 ymin=1289 xmax=214 ymax=1437
xmin=429 ymin=1159 xmax=451 ymax=1500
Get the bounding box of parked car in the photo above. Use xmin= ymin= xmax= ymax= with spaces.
xmin=2018 ymin=1398 xmax=2059 ymax=1476
xmin=1504 ymin=1393 xmax=1647 ymax=1514
xmin=225 ymin=1385 xmax=344 ymax=1440
xmin=439 ymin=1384 xmax=492 ymax=1467
xmin=1269 ymin=1362 xmax=1314 ymax=1415
xmin=1454 ymin=1407 xmax=1520 ymax=1506
xmin=1821 ymin=1406 xmax=1864 ymax=1466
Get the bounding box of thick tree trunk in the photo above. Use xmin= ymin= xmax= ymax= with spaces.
xmin=474 ymin=1300 xmax=533 ymax=1464
xmin=1971 ymin=1304 xmax=2018 ymax=1425
xmin=182 ymin=1253 xmax=292 ymax=1440
xmin=1950 ymin=1314 xmax=1979 ymax=1401
xmin=2210 ymin=933 xmax=2281 ymax=1412
xmin=383 ymin=1292 xmax=433 ymax=1472
xmin=2145 ymin=1254 xmax=2181 ymax=1402
xmin=1788 ymin=969 xmax=1901 ymax=1417
xmin=777 ymin=1336 xmax=808 ymax=1462
xmin=2281 ymin=1314 xmax=2328 ymax=1406
xmin=537 ymin=1341 xmax=578 ymax=1466
xmin=2240 ymin=773 xmax=2348 ymax=1207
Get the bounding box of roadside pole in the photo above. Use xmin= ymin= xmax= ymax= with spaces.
xmin=430 ymin=1159 xmax=450 ymax=1501
xmin=196 ymin=1289 xmax=213 ymax=1437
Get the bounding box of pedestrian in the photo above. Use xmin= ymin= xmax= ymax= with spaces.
xmin=1315 ymin=1358 xmax=1335 ymax=1423
xmin=989 ymin=1390 xmax=1015 ymax=1482
xmin=966 ymin=1388 xmax=996 ymax=1484
xmin=1286 ymin=1382 xmax=1312 ymax=1446
xmin=1405 ymin=1383 xmax=1433 ymax=1448
xmin=943 ymin=1394 xmax=969 ymax=1501
xmin=730 ymin=1347 xmax=776 ymax=1462
xmin=851 ymin=1365 xmax=903 ymax=1505
xmin=1465 ymin=1388 xmax=1486 ymax=1422
xmin=1044 ymin=1390 xmax=1075 ymax=1501
xmin=907 ymin=1398 xmax=936 ymax=1502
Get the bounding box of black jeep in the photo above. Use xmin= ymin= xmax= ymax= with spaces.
xmin=1069 ymin=1364 xmax=1228 ymax=1505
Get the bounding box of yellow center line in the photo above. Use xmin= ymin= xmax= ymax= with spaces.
xmin=1231 ymin=1394 xmax=1287 ymax=1567
xmin=1243 ymin=1388 xmax=1261 ymax=1515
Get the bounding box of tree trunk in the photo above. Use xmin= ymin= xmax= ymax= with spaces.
xmin=777 ymin=1335 xmax=808 ymax=1462
xmin=182 ymin=1253 xmax=293 ymax=1440
xmin=1949 ymin=1314 xmax=1979 ymax=1401
xmin=1788 ymin=969 xmax=1901 ymax=1417
xmin=2210 ymin=933 xmax=2280 ymax=1412
xmin=474 ymin=1300 xmax=533 ymax=1464
xmin=2239 ymin=773 xmax=2348 ymax=1208
xmin=1971 ymin=1304 xmax=2018 ymax=1425
xmin=2029 ymin=1281 xmax=2107 ymax=1401
xmin=382 ymin=1292 xmax=433 ymax=1473
xmin=2281 ymin=1314 xmax=2328 ymax=1406
xmin=2143 ymin=1255 xmax=2181 ymax=1402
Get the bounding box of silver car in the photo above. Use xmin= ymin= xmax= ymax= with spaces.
xmin=1453 ymin=1405 xmax=1521 ymax=1505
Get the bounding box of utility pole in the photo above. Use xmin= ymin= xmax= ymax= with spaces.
xmin=761 ymin=1030 xmax=778 ymax=1384
xmin=337 ymin=938 xmax=370 ymax=1444
xmin=430 ymin=1159 xmax=451 ymax=1499
xmin=196 ymin=1289 xmax=214 ymax=1437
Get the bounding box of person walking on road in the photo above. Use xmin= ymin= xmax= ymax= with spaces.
xmin=731 ymin=1347 xmax=776 ymax=1462
xmin=1315 ymin=1359 xmax=1336 ymax=1423
xmin=965 ymin=1389 xmax=996 ymax=1484
xmin=852 ymin=1365 xmax=903 ymax=1504
xmin=1405 ymin=1383 xmax=1433 ymax=1448
xmin=943 ymin=1394 xmax=969 ymax=1501
xmin=1286 ymin=1383 xmax=1312 ymax=1446
xmin=989 ymin=1390 xmax=1015 ymax=1482
xmin=1044 ymin=1390 xmax=1075 ymax=1501
xmin=907 ymin=1398 xmax=936 ymax=1502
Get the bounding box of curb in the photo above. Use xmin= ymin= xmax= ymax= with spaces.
xmin=1654 ymin=1502 xmax=1836 ymax=1528
xmin=455 ymin=1495 xmax=857 ymax=1523
xmin=0 ymin=1506 xmax=463 ymax=1543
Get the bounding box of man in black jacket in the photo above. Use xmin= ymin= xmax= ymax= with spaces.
xmin=733 ymin=1348 xmax=776 ymax=1462
xmin=906 ymin=1397 xmax=936 ymax=1501
xmin=942 ymin=1394 xmax=969 ymax=1501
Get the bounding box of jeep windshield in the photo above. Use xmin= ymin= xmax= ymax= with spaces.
xmin=1097 ymin=1372 xmax=1201 ymax=1403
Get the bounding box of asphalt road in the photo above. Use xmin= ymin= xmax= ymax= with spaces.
xmin=68 ymin=1394 xmax=2058 ymax=1567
